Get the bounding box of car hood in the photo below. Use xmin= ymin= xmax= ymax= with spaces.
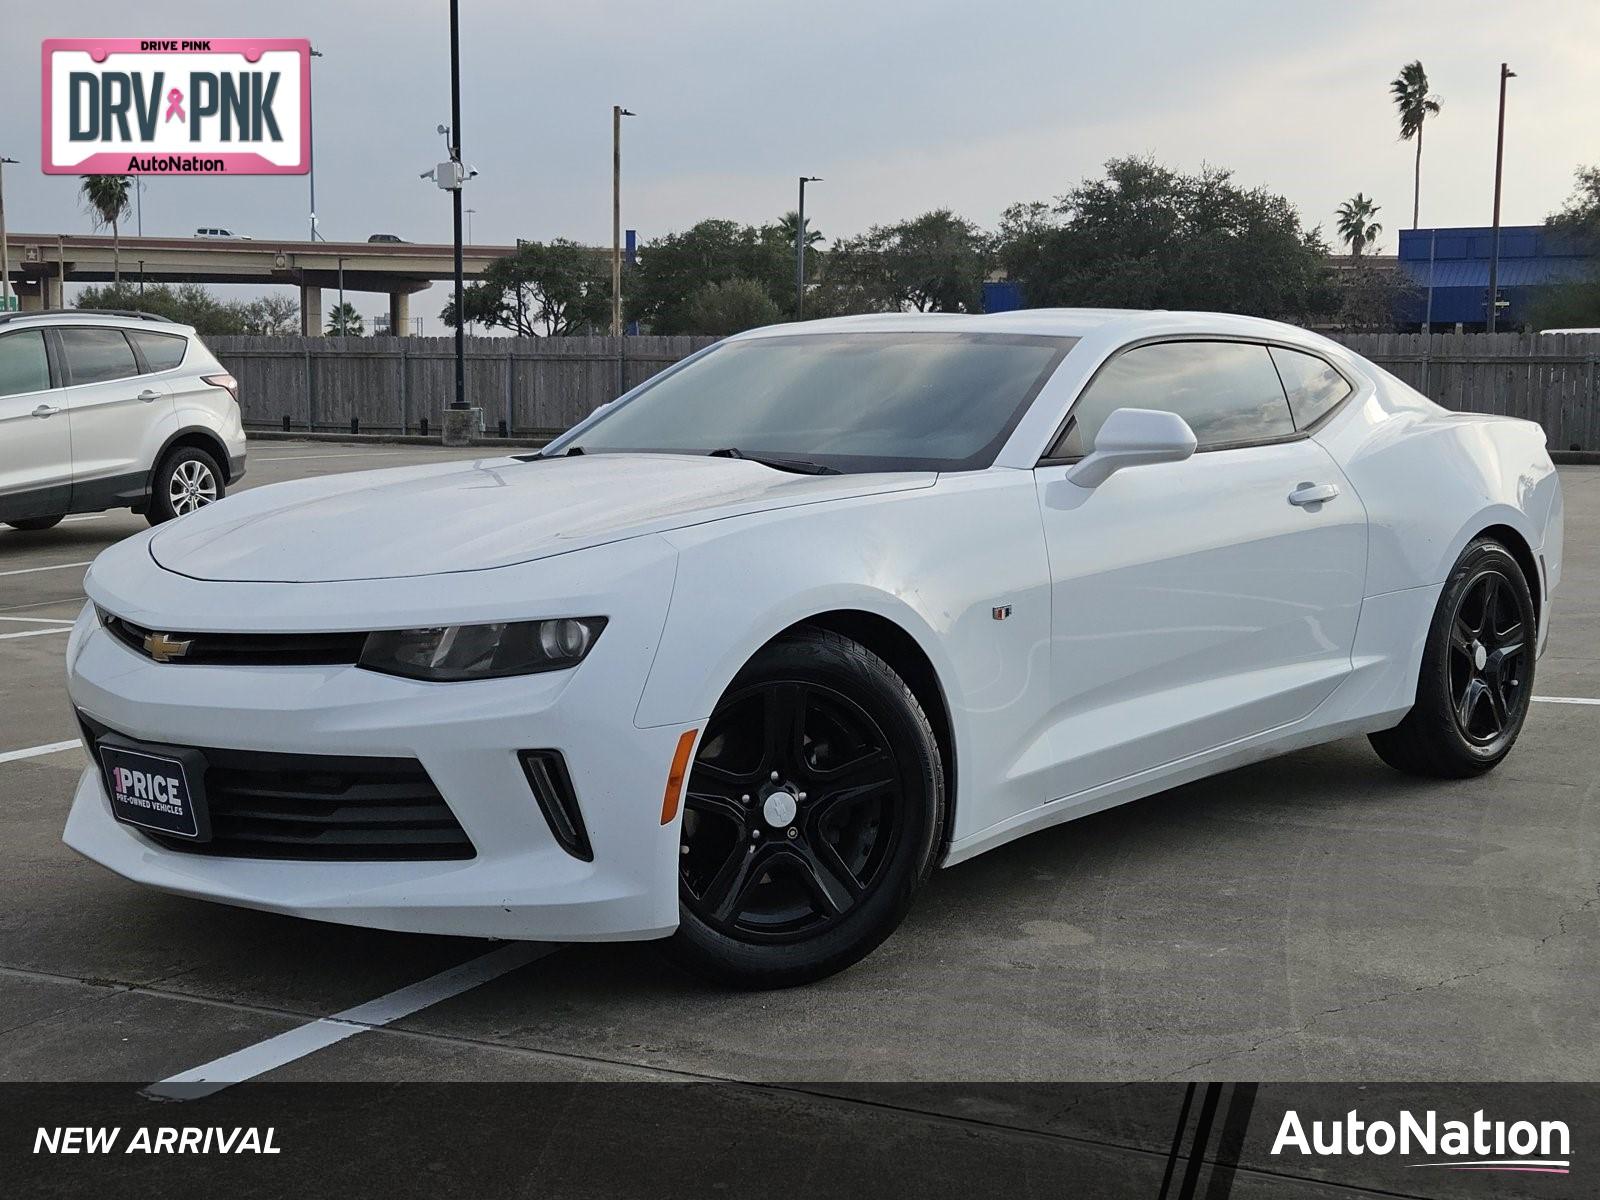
xmin=148 ymin=453 xmax=935 ymax=582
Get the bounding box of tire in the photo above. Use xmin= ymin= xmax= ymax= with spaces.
xmin=146 ymin=445 xmax=225 ymax=526
xmin=4 ymin=515 xmax=64 ymax=532
xmin=1369 ymin=538 xmax=1536 ymax=778
xmin=665 ymin=627 xmax=945 ymax=988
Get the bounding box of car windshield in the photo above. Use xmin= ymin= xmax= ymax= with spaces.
xmin=555 ymin=331 xmax=1076 ymax=472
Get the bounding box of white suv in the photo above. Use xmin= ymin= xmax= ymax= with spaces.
xmin=0 ymin=310 xmax=247 ymax=531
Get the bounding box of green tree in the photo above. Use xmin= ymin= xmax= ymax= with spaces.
xmin=442 ymin=239 xmax=610 ymax=336
xmin=994 ymin=158 xmax=1333 ymax=321
xmin=1391 ymin=61 xmax=1441 ymax=229
xmin=1336 ymin=193 xmax=1383 ymax=257
xmin=326 ymin=301 xmax=364 ymax=336
xmin=79 ymin=176 xmax=132 ymax=286
xmin=630 ymin=220 xmax=792 ymax=333
xmin=239 ymin=294 xmax=301 ymax=335
xmin=74 ymin=282 xmax=250 ymax=336
xmin=679 ymin=277 xmax=783 ymax=336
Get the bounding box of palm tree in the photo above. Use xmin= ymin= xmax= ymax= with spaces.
xmin=325 ymin=301 xmax=364 ymax=335
xmin=1391 ymin=61 xmax=1442 ymax=229
xmin=80 ymin=176 xmax=132 ymax=286
xmin=1336 ymin=194 xmax=1383 ymax=258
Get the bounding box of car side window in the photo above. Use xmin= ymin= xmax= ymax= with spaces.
xmin=129 ymin=330 xmax=188 ymax=372
xmin=58 ymin=327 xmax=140 ymax=386
xmin=1269 ymin=346 xmax=1352 ymax=430
xmin=0 ymin=330 xmax=51 ymax=398
xmin=1049 ymin=341 xmax=1296 ymax=458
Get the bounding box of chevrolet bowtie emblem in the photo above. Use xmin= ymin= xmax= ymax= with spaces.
xmin=143 ymin=632 xmax=193 ymax=663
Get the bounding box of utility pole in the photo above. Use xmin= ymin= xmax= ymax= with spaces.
xmin=308 ymin=46 xmax=323 ymax=241
xmin=0 ymin=156 xmax=15 ymax=312
xmin=795 ymin=176 xmax=821 ymax=320
xmin=1486 ymin=62 xmax=1515 ymax=334
xmin=612 ymin=105 xmax=634 ymax=336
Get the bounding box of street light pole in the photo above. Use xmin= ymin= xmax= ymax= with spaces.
xmin=0 ymin=156 xmax=15 ymax=312
xmin=796 ymin=176 xmax=821 ymax=320
xmin=449 ymin=0 xmax=466 ymax=410
xmin=612 ymin=105 xmax=634 ymax=337
xmin=308 ymin=46 xmax=323 ymax=242
xmin=1486 ymin=61 xmax=1515 ymax=334
xmin=337 ymin=256 xmax=345 ymax=332
xmin=465 ymin=207 xmax=475 ymax=245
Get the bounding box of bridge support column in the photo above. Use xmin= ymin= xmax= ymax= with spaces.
xmin=388 ymin=291 xmax=410 ymax=337
xmin=300 ymin=284 xmax=323 ymax=336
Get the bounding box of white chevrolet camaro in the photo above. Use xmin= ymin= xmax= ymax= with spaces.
xmin=63 ymin=310 xmax=1564 ymax=987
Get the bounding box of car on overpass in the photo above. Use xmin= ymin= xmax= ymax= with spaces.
xmin=60 ymin=309 xmax=1562 ymax=987
xmin=0 ymin=309 xmax=246 ymax=531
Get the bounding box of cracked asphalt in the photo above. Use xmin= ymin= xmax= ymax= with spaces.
xmin=0 ymin=445 xmax=1595 ymax=1086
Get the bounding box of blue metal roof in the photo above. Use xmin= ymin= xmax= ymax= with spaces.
xmin=1396 ymin=225 xmax=1595 ymax=326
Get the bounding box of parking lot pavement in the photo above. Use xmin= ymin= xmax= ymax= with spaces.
xmin=0 ymin=444 xmax=1595 ymax=1095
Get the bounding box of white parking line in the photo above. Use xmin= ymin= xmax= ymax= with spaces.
xmin=0 ymin=739 xmax=81 ymax=765
xmin=0 ymin=615 xmax=75 ymax=625
xmin=1533 ymin=695 xmax=1600 ymax=706
xmin=0 ymin=560 xmax=92 ymax=578
xmin=0 ymin=626 xmax=72 ymax=641
xmin=145 ymin=942 xmax=556 ymax=1099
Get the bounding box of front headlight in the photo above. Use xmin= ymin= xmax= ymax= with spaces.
xmin=357 ymin=618 xmax=607 ymax=682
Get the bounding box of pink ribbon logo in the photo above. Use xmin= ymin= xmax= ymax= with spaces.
xmin=164 ymin=88 xmax=185 ymax=123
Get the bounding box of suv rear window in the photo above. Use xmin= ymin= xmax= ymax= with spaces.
xmin=129 ymin=330 xmax=188 ymax=372
xmin=0 ymin=330 xmax=51 ymax=397
xmin=58 ymin=327 xmax=140 ymax=385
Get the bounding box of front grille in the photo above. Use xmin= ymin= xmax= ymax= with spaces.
xmin=100 ymin=610 xmax=366 ymax=667
xmin=80 ymin=715 xmax=474 ymax=862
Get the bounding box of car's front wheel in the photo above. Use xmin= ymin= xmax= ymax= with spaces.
xmin=147 ymin=445 xmax=225 ymax=525
xmin=1369 ymin=538 xmax=1536 ymax=778
xmin=667 ymin=628 xmax=945 ymax=988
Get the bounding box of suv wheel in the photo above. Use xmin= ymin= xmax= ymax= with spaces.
xmin=147 ymin=446 xmax=224 ymax=525
xmin=4 ymin=516 xmax=64 ymax=532
xmin=666 ymin=628 xmax=945 ymax=988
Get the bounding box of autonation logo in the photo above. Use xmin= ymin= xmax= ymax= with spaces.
xmin=1272 ymin=1108 xmax=1571 ymax=1175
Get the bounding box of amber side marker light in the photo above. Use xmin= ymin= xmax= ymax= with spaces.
xmin=660 ymin=729 xmax=699 ymax=825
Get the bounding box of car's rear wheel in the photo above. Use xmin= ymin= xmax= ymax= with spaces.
xmin=147 ymin=445 xmax=224 ymax=525
xmin=4 ymin=515 xmax=64 ymax=532
xmin=666 ymin=628 xmax=944 ymax=988
xmin=1369 ymin=538 xmax=1536 ymax=778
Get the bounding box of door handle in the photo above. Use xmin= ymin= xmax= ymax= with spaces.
xmin=137 ymin=389 xmax=162 ymax=402
xmin=31 ymin=404 xmax=61 ymax=419
xmin=1288 ymin=482 xmax=1339 ymax=507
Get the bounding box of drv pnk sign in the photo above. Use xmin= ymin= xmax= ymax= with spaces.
xmin=42 ymin=38 xmax=309 ymax=175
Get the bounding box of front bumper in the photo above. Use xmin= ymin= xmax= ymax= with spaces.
xmin=64 ymin=538 xmax=697 ymax=942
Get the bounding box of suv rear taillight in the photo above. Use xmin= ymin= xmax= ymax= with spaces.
xmin=202 ymin=372 xmax=238 ymax=402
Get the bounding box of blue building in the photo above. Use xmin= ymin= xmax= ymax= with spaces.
xmin=1396 ymin=225 xmax=1594 ymax=330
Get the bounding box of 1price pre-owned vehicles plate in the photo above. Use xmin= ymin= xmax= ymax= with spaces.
xmin=61 ymin=310 xmax=1563 ymax=987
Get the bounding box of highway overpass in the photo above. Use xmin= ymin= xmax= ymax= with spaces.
xmin=2 ymin=232 xmax=519 ymax=334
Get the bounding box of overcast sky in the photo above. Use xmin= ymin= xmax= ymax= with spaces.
xmin=6 ymin=0 xmax=1599 ymax=325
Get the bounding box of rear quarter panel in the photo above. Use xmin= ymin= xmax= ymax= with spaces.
xmin=1312 ymin=371 xmax=1560 ymax=598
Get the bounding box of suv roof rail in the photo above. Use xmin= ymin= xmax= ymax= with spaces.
xmin=0 ymin=308 xmax=175 ymax=325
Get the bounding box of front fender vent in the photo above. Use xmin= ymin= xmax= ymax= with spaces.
xmin=519 ymin=750 xmax=592 ymax=861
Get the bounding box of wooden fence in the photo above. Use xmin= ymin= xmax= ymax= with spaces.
xmin=212 ymin=335 xmax=717 ymax=437
xmin=215 ymin=330 xmax=1600 ymax=451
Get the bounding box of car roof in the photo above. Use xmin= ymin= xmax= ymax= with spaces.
xmin=727 ymin=307 xmax=1343 ymax=350
xmin=0 ymin=309 xmax=193 ymax=334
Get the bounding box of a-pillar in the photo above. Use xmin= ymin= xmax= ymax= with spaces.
xmin=300 ymin=283 xmax=323 ymax=336
xmin=388 ymin=291 xmax=410 ymax=337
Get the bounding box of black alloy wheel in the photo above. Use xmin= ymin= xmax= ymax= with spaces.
xmin=1370 ymin=538 xmax=1537 ymax=778
xmin=668 ymin=628 xmax=943 ymax=987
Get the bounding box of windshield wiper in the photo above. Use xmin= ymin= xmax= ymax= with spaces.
xmin=708 ymin=447 xmax=839 ymax=475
